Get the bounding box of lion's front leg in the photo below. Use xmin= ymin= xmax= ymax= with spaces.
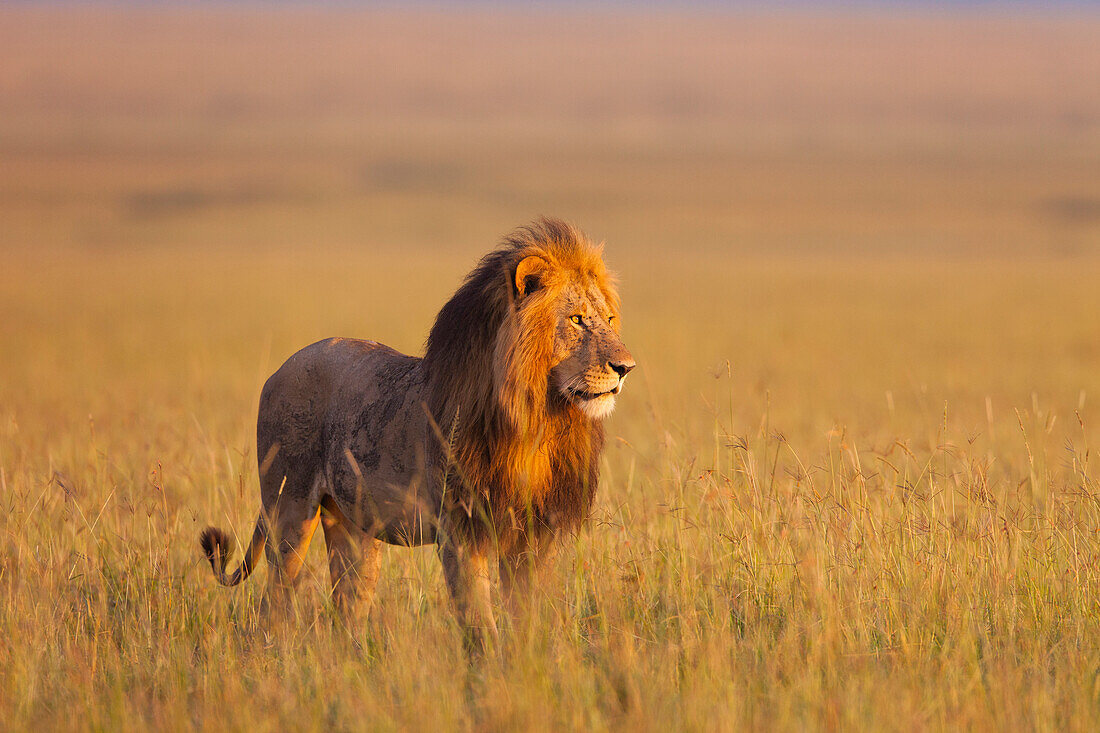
xmin=437 ymin=536 xmax=498 ymax=655
xmin=498 ymin=531 xmax=556 ymax=624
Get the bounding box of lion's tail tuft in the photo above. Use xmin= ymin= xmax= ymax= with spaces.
xmin=199 ymin=518 xmax=265 ymax=587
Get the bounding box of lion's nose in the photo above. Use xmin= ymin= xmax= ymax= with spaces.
xmin=609 ymin=359 xmax=635 ymax=377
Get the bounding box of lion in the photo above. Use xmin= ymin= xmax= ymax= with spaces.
xmin=199 ymin=218 xmax=634 ymax=646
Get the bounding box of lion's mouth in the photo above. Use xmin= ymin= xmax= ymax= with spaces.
xmin=569 ymin=383 xmax=622 ymax=400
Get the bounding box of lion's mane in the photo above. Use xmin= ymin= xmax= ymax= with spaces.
xmin=422 ymin=218 xmax=619 ymax=546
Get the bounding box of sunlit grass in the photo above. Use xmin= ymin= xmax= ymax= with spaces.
xmin=3 ymin=4 xmax=1100 ymax=727
xmin=4 ymin=246 xmax=1100 ymax=730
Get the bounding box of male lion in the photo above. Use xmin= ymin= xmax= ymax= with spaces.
xmin=199 ymin=218 xmax=634 ymax=646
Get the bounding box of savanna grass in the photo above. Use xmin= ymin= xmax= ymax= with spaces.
xmin=4 ymin=247 xmax=1100 ymax=731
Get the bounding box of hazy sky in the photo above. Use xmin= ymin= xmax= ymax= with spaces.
xmin=72 ymin=0 xmax=1100 ymax=6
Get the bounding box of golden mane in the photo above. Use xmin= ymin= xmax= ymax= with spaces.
xmin=422 ymin=218 xmax=619 ymax=546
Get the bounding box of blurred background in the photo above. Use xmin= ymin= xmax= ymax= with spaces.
xmin=2 ymin=0 xmax=1100 ymax=455
xmin=4 ymin=4 xmax=1100 ymax=728
xmin=2 ymin=5 xmax=1100 ymax=726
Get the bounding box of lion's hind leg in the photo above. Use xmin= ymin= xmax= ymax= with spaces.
xmin=320 ymin=495 xmax=382 ymax=618
xmin=261 ymin=496 xmax=322 ymax=617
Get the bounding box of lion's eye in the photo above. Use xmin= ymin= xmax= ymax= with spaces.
xmin=570 ymin=315 xmax=585 ymax=327
xmin=607 ymin=315 xmax=616 ymax=324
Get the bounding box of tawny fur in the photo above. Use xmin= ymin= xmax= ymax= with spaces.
xmin=197 ymin=218 xmax=634 ymax=640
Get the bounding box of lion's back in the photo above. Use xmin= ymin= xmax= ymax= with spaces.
xmin=257 ymin=338 xmax=416 ymax=466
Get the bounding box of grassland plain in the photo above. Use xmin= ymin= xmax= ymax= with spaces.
xmin=4 ymin=4 xmax=1100 ymax=731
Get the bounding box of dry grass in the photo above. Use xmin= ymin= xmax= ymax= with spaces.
xmin=3 ymin=4 xmax=1100 ymax=731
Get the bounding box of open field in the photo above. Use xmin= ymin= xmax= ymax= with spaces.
xmin=3 ymin=4 xmax=1100 ymax=731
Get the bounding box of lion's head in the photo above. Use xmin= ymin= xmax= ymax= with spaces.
xmin=425 ymin=218 xmax=633 ymax=432
xmin=422 ymin=218 xmax=632 ymax=538
xmin=501 ymin=229 xmax=634 ymax=423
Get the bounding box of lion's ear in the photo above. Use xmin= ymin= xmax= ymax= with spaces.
xmin=515 ymin=256 xmax=548 ymax=298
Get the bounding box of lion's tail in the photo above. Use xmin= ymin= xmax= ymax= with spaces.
xmin=199 ymin=516 xmax=266 ymax=587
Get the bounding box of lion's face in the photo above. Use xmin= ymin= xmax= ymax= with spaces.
xmin=549 ymin=281 xmax=635 ymax=420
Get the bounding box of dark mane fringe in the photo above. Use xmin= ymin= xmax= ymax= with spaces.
xmin=422 ymin=218 xmax=614 ymax=546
